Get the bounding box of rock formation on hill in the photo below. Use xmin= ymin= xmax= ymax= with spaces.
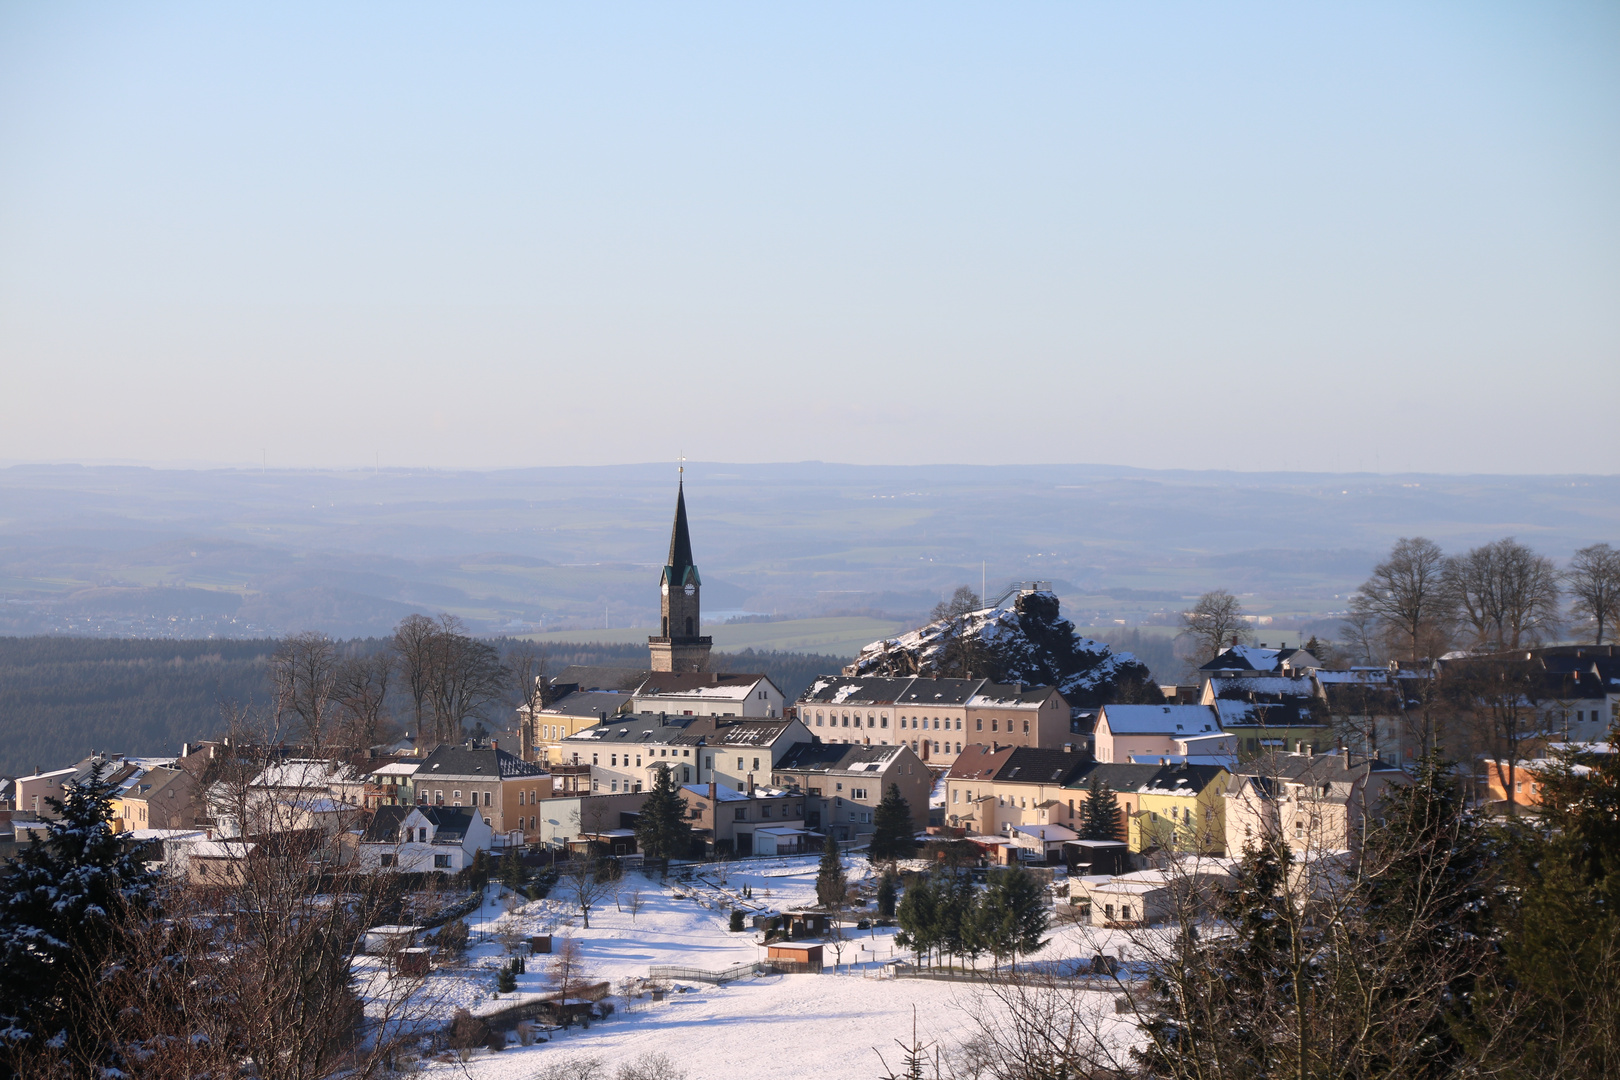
xmin=845 ymin=589 xmax=1152 ymax=706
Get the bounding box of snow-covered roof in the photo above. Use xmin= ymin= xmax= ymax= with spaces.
xmin=1010 ymin=823 xmax=1078 ymax=843
xmin=1100 ymin=704 xmax=1221 ymax=735
xmin=369 ymin=761 xmax=421 ymax=778
xmin=252 ymin=760 xmax=360 ymax=790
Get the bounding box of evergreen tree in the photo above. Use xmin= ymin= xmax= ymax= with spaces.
xmin=894 ymin=874 xmax=940 ymax=965
xmin=816 ymin=837 xmax=848 ymax=908
xmin=1081 ymin=775 xmax=1123 ymax=841
xmin=975 ymin=865 xmax=1049 ymax=969
xmin=868 ymin=784 xmax=918 ymax=863
xmin=0 ymin=762 xmax=159 ymax=1072
xmin=635 ymin=764 xmax=694 ymax=866
xmin=876 ymin=870 xmax=898 ymax=919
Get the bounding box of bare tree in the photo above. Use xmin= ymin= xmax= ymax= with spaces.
xmin=1181 ymin=589 xmax=1251 ymax=667
xmin=547 ymin=934 xmax=593 ymax=1021
xmin=559 ymin=856 xmax=619 ymax=930
xmin=333 ymin=649 xmax=393 ymax=750
xmin=390 ymin=613 xmax=438 ymax=740
xmin=1566 ymin=542 xmax=1620 ymax=646
xmin=508 ymin=640 xmax=551 ymax=761
xmin=931 ymin=585 xmax=982 ymax=622
xmin=426 ymin=615 xmax=509 ymax=745
xmin=1350 ymin=536 xmax=1452 ymax=661
xmin=1445 ymin=537 xmax=1562 ymax=652
xmin=270 ymin=631 xmax=339 ymax=751
xmin=1339 ymin=597 xmax=1384 ymax=665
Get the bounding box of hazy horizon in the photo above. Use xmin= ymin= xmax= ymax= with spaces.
xmin=4 ymin=3 xmax=1617 ymax=474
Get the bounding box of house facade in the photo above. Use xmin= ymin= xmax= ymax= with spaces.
xmin=1093 ymin=705 xmax=1224 ymax=764
xmin=678 ymin=781 xmax=810 ymax=856
xmin=413 ymin=741 xmax=550 ymax=847
xmin=358 ymin=805 xmax=493 ymax=873
xmin=1223 ymin=751 xmax=1406 ymax=856
xmin=770 ymin=742 xmax=930 ymax=843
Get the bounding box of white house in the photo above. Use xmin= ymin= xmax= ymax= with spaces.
xmin=1093 ymin=705 xmax=1224 ymax=764
xmin=631 ymin=671 xmax=786 ymax=719
xmin=358 ymin=805 xmax=492 ymax=873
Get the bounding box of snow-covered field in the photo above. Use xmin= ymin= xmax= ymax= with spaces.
xmin=379 ymin=855 xmax=1142 ymax=1078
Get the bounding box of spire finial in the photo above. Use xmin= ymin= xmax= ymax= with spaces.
xmin=678 ymin=453 xmax=685 ymax=482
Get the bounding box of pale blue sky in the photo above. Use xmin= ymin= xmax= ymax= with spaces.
xmin=1 ymin=2 xmax=1615 ymax=473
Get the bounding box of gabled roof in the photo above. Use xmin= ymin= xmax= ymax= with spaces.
xmin=774 ymin=742 xmax=907 ymax=775
xmin=968 ymin=682 xmax=1061 ymax=708
xmin=894 ymin=677 xmax=987 ymax=707
xmin=417 ymin=743 xmax=546 ymax=780
xmin=635 ymin=672 xmax=778 ymax=701
xmin=992 ymin=747 xmax=1087 ymax=787
xmin=1062 ymin=762 xmax=1166 ymax=791
xmin=798 ymin=676 xmax=921 ymax=706
xmin=541 ymin=690 xmax=634 ymax=719
xmin=1212 ymin=699 xmax=1321 ymax=729
xmin=668 ymin=720 xmax=794 ymax=748
xmin=1100 ymin=704 xmax=1221 ymax=735
xmin=947 ymin=744 xmax=1015 ymax=781
xmin=361 ymin=804 xmax=481 ymax=844
xmin=550 ymin=667 xmax=649 ymax=693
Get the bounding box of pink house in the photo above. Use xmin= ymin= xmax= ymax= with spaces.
xmin=1093 ymin=705 xmax=1224 ymax=764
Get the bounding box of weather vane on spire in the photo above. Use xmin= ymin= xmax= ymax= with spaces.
xmin=678 ymin=453 xmax=685 ymax=478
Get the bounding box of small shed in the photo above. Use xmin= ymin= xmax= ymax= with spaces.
xmin=781 ymin=908 xmax=832 ymax=938
xmin=391 ymin=947 xmax=432 ymax=977
xmin=766 ymin=942 xmax=823 ymax=973
xmin=1064 ymin=839 xmax=1130 ymax=877
xmin=364 ymin=924 xmax=424 ymax=955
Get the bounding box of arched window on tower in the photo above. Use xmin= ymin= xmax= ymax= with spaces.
xmin=662 ymin=616 xmax=668 ymax=636
xmin=685 ymin=616 xmax=694 ymax=636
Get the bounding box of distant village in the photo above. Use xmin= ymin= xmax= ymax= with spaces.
xmin=2 ymin=483 xmax=1617 ymax=1077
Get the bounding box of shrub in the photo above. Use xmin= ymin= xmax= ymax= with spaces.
xmin=729 ymin=909 xmax=745 ymax=933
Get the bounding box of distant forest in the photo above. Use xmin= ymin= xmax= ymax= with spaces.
xmin=0 ymin=637 xmax=853 ymax=777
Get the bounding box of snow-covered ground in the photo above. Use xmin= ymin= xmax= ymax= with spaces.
xmin=374 ymin=855 xmax=1145 ymax=1077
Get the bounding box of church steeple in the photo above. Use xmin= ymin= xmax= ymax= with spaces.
xmin=664 ymin=479 xmax=698 ymax=589
xmin=650 ymin=471 xmax=711 ymax=673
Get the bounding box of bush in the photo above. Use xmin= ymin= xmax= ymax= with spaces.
xmin=447 ymin=1008 xmax=490 ymax=1051
xmin=497 ymin=961 xmax=517 ymax=993
xmin=432 ymin=918 xmax=469 ymax=956
xmin=729 ymin=910 xmax=745 ymax=933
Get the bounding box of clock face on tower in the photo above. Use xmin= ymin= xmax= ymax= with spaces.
xmin=683 ymin=583 xmax=696 ymax=596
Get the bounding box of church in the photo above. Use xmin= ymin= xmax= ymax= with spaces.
xmin=647 ymin=476 xmax=712 ymax=673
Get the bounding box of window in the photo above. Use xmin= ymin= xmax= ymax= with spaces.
xmin=592 ymin=754 xmax=599 ymax=765
xmin=991 ymin=718 xmax=998 ymax=731
xmin=752 ymin=757 xmax=760 ymax=770
xmin=854 ymin=716 xmax=862 ymax=728
xmin=611 ymin=780 xmax=619 ymax=792
xmin=1295 ymin=820 xmax=1305 ymax=838
xmin=433 ymin=854 xmax=451 ymax=869
xmin=611 ymin=754 xmax=618 ymax=767
xmin=1022 ymin=720 xmax=1030 ymax=734
xmin=881 ymin=715 xmax=888 ymax=727
xmin=379 ymin=854 xmax=396 ymax=868
xmin=976 ymin=718 xmax=983 ymax=731
xmin=1104 ymin=904 xmax=1115 ymax=921
xmin=737 ymin=757 xmax=744 ymax=770
xmin=851 ymin=788 xmax=868 ymax=800
xmin=816 ymin=715 xmax=823 ymax=726
xmin=735 ymin=807 xmax=747 ymax=821
xmin=484 ymin=791 xmax=492 ymax=806
xmin=952 ymin=789 xmax=959 ymax=803
xmin=859 ymin=811 xmax=871 ymax=824
xmin=842 ymin=716 xmax=850 ymax=727
xmin=1122 ymin=904 xmax=1133 ymax=921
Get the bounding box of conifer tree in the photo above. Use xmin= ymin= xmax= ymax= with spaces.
xmin=0 ymin=762 xmax=159 ymax=1072
xmin=876 ymin=869 xmax=898 ymax=919
xmin=895 ymin=874 xmax=940 ymax=965
xmin=635 ymin=764 xmax=694 ymax=866
xmin=975 ymin=865 xmax=1049 ymax=969
xmin=1081 ymin=775 xmax=1123 ymax=841
xmin=868 ymin=783 xmax=918 ymax=863
xmin=815 ymin=836 xmax=847 ymax=908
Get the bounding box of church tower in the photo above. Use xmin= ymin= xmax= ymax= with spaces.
xmin=648 ymin=475 xmax=712 ymax=672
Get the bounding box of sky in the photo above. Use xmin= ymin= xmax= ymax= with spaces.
xmin=0 ymin=2 xmax=1616 ymax=474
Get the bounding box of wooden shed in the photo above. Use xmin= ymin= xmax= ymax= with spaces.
xmin=766 ymin=942 xmax=823 ymax=973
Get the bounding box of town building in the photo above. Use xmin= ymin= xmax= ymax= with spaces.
xmin=678 ymin=780 xmax=810 ymax=856
xmin=1223 ymin=751 xmax=1406 ymax=856
xmin=412 ymin=741 xmax=550 ymax=847
xmin=1092 ymin=704 xmax=1224 ymax=764
xmin=770 ymin=742 xmax=930 ymax=843
xmin=557 ymin=713 xmax=812 ymax=796
xmin=358 ymin=805 xmax=493 ymax=873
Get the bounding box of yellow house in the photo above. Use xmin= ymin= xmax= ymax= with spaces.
xmin=524 ymin=690 xmax=633 ymax=764
xmin=1121 ymin=764 xmax=1229 ymax=856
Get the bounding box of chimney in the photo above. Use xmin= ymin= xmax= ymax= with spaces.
xmin=491 ymin=739 xmax=499 ymax=753
xmin=708 ymin=780 xmax=717 ymax=803
xmin=1063 ymin=743 xmax=1073 ymax=753
xmin=181 ymin=742 xmax=191 ymax=758
xmin=747 ymin=774 xmax=756 ymax=796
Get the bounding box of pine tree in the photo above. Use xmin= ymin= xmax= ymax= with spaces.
xmin=0 ymin=762 xmax=159 ymax=1072
xmin=876 ymin=870 xmax=899 ymax=919
xmin=816 ymin=837 xmax=848 ymax=908
xmin=635 ymin=764 xmax=694 ymax=866
xmin=1081 ymin=775 xmax=1123 ymax=841
xmin=975 ymin=865 xmax=1049 ymax=969
xmin=894 ymin=874 xmax=940 ymax=965
xmin=868 ymin=784 xmax=918 ymax=863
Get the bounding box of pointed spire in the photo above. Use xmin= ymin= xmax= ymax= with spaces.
xmin=666 ymin=479 xmax=695 ymax=584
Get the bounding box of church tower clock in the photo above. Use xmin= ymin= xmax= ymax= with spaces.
xmin=648 ymin=473 xmax=712 ymax=672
